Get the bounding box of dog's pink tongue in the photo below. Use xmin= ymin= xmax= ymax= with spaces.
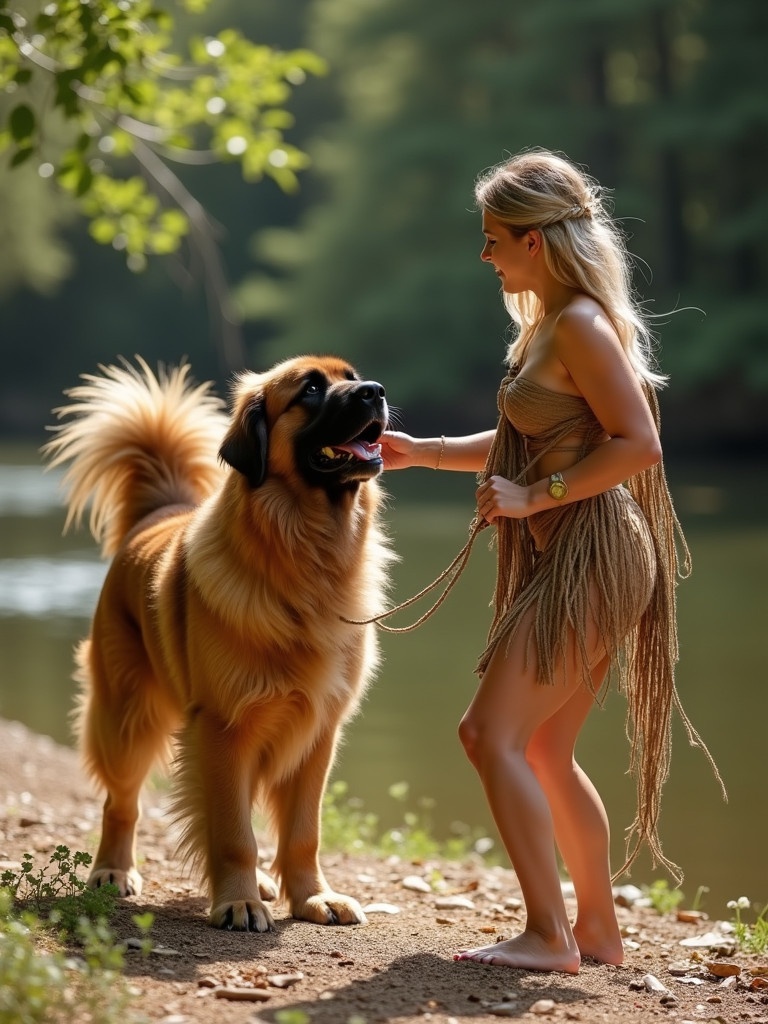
xmin=334 ymin=441 xmax=381 ymax=461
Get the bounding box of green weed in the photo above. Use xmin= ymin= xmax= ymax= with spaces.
xmin=727 ymin=896 xmax=768 ymax=955
xmin=1 ymin=846 xmax=118 ymax=935
xmin=642 ymin=879 xmax=685 ymax=915
xmin=0 ymin=891 xmax=145 ymax=1024
xmin=321 ymin=780 xmax=496 ymax=862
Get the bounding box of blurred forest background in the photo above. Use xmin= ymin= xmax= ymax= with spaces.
xmin=0 ymin=0 xmax=766 ymax=448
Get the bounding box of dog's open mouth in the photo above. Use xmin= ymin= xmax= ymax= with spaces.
xmin=310 ymin=423 xmax=383 ymax=473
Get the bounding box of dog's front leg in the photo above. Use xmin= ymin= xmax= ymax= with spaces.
xmin=268 ymin=728 xmax=367 ymax=926
xmin=174 ymin=711 xmax=275 ymax=932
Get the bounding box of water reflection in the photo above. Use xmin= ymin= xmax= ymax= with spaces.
xmin=0 ymin=465 xmax=64 ymax=515
xmin=0 ymin=556 xmax=106 ymax=617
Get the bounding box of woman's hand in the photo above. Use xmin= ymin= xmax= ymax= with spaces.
xmin=476 ymin=475 xmax=537 ymax=521
xmin=379 ymin=430 xmax=422 ymax=471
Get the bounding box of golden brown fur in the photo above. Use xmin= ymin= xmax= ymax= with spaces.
xmin=45 ymin=355 xmax=393 ymax=930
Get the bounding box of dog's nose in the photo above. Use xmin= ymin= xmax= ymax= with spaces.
xmin=357 ymin=382 xmax=386 ymax=402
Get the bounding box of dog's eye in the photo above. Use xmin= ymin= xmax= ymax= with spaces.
xmin=305 ymin=383 xmax=319 ymax=395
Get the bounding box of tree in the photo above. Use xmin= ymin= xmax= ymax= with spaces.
xmin=236 ymin=0 xmax=767 ymax=445
xmin=0 ymin=0 xmax=325 ymax=370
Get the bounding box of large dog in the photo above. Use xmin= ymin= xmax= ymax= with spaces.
xmin=45 ymin=355 xmax=393 ymax=931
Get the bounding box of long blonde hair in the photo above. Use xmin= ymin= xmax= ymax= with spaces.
xmin=475 ymin=149 xmax=665 ymax=387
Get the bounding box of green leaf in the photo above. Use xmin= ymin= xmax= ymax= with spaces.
xmin=9 ymin=104 xmax=35 ymax=142
xmin=9 ymin=146 xmax=34 ymax=167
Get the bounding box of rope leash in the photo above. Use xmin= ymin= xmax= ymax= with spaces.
xmin=340 ymin=515 xmax=488 ymax=633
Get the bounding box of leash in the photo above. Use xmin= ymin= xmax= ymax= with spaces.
xmin=340 ymin=515 xmax=488 ymax=633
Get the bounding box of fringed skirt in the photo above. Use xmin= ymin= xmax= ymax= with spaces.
xmin=477 ymin=485 xmax=657 ymax=691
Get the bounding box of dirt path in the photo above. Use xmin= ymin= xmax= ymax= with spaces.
xmin=1 ymin=717 xmax=765 ymax=1024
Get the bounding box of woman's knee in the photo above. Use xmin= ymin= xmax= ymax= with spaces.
xmin=457 ymin=712 xmax=479 ymax=765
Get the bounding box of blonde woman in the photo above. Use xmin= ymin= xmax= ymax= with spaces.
xmin=381 ymin=149 xmax=719 ymax=973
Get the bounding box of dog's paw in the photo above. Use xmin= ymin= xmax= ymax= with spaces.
xmin=256 ymin=867 xmax=279 ymax=902
xmin=88 ymin=867 xmax=143 ymax=897
xmin=293 ymin=892 xmax=367 ymax=926
xmin=209 ymin=899 xmax=275 ymax=932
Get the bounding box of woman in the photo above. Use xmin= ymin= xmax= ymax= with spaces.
xmin=381 ymin=149 xmax=718 ymax=974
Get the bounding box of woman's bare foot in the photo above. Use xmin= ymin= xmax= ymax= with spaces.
xmin=454 ymin=930 xmax=581 ymax=974
xmin=572 ymin=920 xmax=624 ymax=966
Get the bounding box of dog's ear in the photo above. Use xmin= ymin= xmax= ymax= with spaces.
xmin=219 ymin=395 xmax=268 ymax=487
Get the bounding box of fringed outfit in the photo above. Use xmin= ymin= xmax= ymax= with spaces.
xmin=477 ymin=367 xmax=719 ymax=879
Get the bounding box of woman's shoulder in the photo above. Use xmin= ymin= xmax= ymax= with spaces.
xmin=553 ymin=296 xmax=618 ymax=351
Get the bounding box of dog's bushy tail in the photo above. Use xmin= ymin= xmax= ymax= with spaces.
xmin=44 ymin=357 xmax=228 ymax=557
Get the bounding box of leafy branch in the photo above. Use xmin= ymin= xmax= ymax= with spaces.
xmin=0 ymin=0 xmax=326 ymax=367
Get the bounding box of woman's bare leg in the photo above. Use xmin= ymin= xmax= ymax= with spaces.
xmin=454 ymin=612 xmax=587 ymax=973
xmin=525 ymin=659 xmax=624 ymax=965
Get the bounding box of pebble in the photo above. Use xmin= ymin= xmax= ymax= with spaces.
xmin=363 ymin=902 xmax=400 ymax=914
xmin=213 ymin=988 xmax=271 ymax=1002
xmin=642 ymin=973 xmax=669 ymax=994
xmin=266 ymin=972 xmax=303 ymax=989
xmin=705 ymin=960 xmax=741 ymax=977
xmin=434 ymin=895 xmax=475 ymax=910
xmin=489 ymin=1002 xmax=519 ymax=1017
xmin=402 ymin=875 xmax=431 ymax=893
xmin=530 ymin=998 xmax=556 ymax=1014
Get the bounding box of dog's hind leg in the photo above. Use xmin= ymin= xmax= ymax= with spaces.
xmin=268 ymin=727 xmax=367 ymax=926
xmin=172 ymin=710 xmax=276 ymax=932
xmin=74 ymin=638 xmax=176 ymax=897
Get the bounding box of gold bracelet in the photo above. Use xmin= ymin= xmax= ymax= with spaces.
xmin=435 ymin=435 xmax=445 ymax=470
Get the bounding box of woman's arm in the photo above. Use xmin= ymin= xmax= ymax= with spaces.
xmin=380 ymin=429 xmax=495 ymax=473
xmin=477 ymin=302 xmax=662 ymax=522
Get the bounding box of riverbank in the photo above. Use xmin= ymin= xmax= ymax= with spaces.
xmin=1 ymin=717 xmax=765 ymax=1024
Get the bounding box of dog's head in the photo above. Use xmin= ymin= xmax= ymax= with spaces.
xmin=219 ymin=356 xmax=388 ymax=492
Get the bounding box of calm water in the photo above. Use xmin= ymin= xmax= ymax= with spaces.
xmin=1 ymin=444 xmax=766 ymax=918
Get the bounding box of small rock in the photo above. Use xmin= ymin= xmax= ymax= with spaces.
xmin=530 ymin=998 xmax=556 ymax=1014
xmin=660 ymin=994 xmax=678 ymax=1006
xmin=668 ymin=961 xmax=696 ymax=975
xmin=266 ymin=972 xmax=303 ymax=989
xmin=677 ymin=909 xmax=708 ymax=924
xmin=214 ymin=987 xmax=271 ymax=1002
xmin=705 ymin=960 xmax=741 ymax=977
xmin=363 ymin=902 xmax=400 ymax=914
xmin=504 ymin=897 xmax=522 ymax=910
xmin=642 ymin=973 xmax=669 ymax=994
xmin=196 ymin=976 xmax=219 ymax=988
xmin=153 ymin=946 xmax=182 ymax=957
xmin=622 ymin=939 xmax=641 ymax=951
xmin=489 ymin=1002 xmax=519 ymax=1017
xmin=749 ymin=977 xmax=768 ymax=990
xmin=434 ymin=895 xmax=475 ymax=910
xmin=613 ymin=884 xmax=644 ymax=907
xmin=679 ymin=931 xmax=735 ymax=954
xmin=402 ymin=875 xmax=431 ymax=893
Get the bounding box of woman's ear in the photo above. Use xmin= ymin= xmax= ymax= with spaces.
xmin=527 ymin=229 xmax=542 ymax=256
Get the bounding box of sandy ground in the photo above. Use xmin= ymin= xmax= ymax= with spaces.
xmin=1 ymin=717 xmax=766 ymax=1024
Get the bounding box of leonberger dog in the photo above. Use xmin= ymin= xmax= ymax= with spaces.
xmin=45 ymin=355 xmax=393 ymax=931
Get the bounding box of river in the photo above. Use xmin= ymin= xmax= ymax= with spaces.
xmin=0 ymin=445 xmax=765 ymax=918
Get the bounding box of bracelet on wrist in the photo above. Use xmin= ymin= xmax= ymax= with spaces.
xmin=434 ymin=435 xmax=446 ymax=470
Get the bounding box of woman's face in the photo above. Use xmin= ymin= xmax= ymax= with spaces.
xmin=480 ymin=211 xmax=534 ymax=294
